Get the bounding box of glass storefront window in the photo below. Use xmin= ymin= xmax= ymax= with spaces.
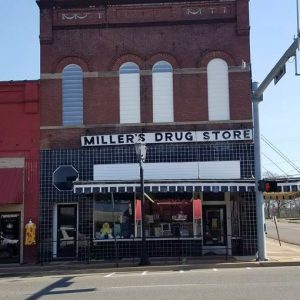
xmin=93 ymin=193 xmax=202 ymax=240
xmin=0 ymin=213 xmax=20 ymax=262
xmin=94 ymin=194 xmax=134 ymax=239
xmin=144 ymin=197 xmax=194 ymax=238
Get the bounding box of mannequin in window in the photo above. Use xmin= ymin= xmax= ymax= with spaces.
xmin=100 ymin=222 xmax=113 ymax=239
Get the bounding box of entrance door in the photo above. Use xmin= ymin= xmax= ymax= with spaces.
xmin=57 ymin=205 xmax=77 ymax=258
xmin=203 ymin=206 xmax=227 ymax=246
xmin=0 ymin=213 xmax=20 ymax=263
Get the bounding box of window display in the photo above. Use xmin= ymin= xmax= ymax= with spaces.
xmin=0 ymin=213 xmax=20 ymax=262
xmin=94 ymin=194 xmax=134 ymax=239
xmin=94 ymin=193 xmax=202 ymax=240
xmin=143 ymin=197 xmax=193 ymax=237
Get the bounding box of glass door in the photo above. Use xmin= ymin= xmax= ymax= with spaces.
xmin=57 ymin=205 xmax=77 ymax=258
xmin=0 ymin=213 xmax=20 ymax=263
xmin=203 ymin=206 xmax=227 ymax=246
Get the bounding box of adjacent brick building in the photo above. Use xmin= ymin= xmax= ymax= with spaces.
xmin=37 ymin=0 xmax=256 ymax=262
xmin=0 ymin=81 xmax=39 ymax=264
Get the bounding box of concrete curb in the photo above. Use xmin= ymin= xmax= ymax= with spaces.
xmin=1 ymin=259 xmax=300 ymax=278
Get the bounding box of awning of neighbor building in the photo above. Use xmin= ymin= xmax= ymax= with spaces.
xmin=0 ymin=168 xmax=24 ymax=204
xmin=73 ymin=179 xmax=256 ymax=194
xmin=264 ymin=191 xmax=300 ymax=201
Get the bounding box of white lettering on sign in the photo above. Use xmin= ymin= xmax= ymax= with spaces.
xmin=81 ymin=129 xmax=253 ymax=147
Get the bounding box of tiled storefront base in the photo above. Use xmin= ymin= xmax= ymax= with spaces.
xmin=39 ymin=144 xmax=257 ymax=263
xmin=40 ymin=238 xmax=240 ymax=263
xmin=39 ymin=237 xmax=254 ymax=263
xmin=91 ymin=238 xmax=203 ymax=260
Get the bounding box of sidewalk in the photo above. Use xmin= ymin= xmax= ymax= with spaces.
xmin=234 ymin=237 xmax=300 ymax=265
xmin=264 ymin=237 xmax=300 ymax=262
xmin=0 ymin=238 xmax=300 ymax=277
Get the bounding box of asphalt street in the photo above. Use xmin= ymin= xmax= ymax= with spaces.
xmin=1 ymin=266 xmax=300 ymax=300
xmin=266 ymin=219 xmax=300 ymax=245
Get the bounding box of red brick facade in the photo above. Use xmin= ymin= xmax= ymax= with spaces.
xmin=37 ymin=0 xmax=258 ymax=261
xmin=39 ymin=0 xmax=252 ymax=150
xmin=0 ymin=81 xmax=40 ymax=263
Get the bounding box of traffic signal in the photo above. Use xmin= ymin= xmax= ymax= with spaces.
xmin=258 ymin=180 xmax=278 ymax=192
xmin=264 ymin=181 xmax=278 ymax=192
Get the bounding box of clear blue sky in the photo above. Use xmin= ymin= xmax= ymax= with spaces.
xmin=0 ymin=1 xmax=299 ymax=177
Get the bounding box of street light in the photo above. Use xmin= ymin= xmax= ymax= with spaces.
xmin=252 ymin=32 xmax=299 ymax=260
xmin=135 ymin=139 xmax=150 ymax=266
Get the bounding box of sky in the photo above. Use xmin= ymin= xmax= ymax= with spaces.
xmin=0 ymin=1 xmax=299 ymax=178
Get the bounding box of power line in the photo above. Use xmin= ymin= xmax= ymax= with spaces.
xmin=261 ymin=135 xmax=300 ymax=174
xmin=262 ymin=152 xmax=289 ymax=176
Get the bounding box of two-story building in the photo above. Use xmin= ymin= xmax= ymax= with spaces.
xmin=37 ymin=0 xmax=256 ymax=263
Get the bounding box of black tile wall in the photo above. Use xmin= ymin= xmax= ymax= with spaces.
xmin=239 ymin=192 xmax=257 ymax=255
xmin=39 ymin=141 xmax=255 ymax=261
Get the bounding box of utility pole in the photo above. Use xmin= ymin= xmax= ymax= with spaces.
xmin=252 ymin=25 xmax=300 ymax=260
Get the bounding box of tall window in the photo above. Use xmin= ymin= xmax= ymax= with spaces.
xmin=119 ymin=62 xmax=140 ymax=123
xmin=207 ymin=58 xmax=230 ymax=121
xmin=62 ymin=64 xmax=83 ymax=125
xmin=152 ymin=61 xmax=174 ymax=122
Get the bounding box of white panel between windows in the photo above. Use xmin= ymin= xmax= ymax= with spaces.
xmin=120 ymin=73 xmax=140 ymax=123
xmin=62 ymin=64 xmax=83 ymax=125
xmin=207 ymin=59 xmax=230 ymax=121
xmin=94 ymin=161 xmax=240 ymax=181
xmin=152 ymin=72 xmax=174 ymax=122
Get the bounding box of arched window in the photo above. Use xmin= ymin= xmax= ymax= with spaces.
xmin=119 ymin=62 xmax=140 ymax=123
xmin=62 ymin=64 xmax=83 ymax=125
xmin=207 ymin=58 xmax=230 ymax=121
xmin=152 ymin=61 xmax=174 ymax=122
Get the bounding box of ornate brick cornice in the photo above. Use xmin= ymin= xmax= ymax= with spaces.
xmin=39 ymin=1 xmax=236 ymax=29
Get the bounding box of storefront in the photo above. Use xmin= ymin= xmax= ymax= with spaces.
xmin=37 ymin=0 xmax=257 ymax=263
xmin=39 ymin=129 xmax=258 ymax=262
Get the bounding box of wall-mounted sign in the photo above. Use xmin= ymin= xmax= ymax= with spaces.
xmin=81 ymin=129 xmax=252 ymax=147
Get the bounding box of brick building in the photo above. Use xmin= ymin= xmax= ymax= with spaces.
xmin=0 ymin=81 xmax=39 ymax=264
xmin=37 ymin=0 xmax=256 ymax=262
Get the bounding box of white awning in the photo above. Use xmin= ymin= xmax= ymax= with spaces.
xmin=73 ymin=179 xmax=256 ymax=194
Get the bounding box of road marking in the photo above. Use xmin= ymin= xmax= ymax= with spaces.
xmin=104 ymin=272 xmax=115 ymax=278
xmin=246 ymin=267 xmax=252 ymax=270
xmin=179 ymin=270 xmax=185 ymax=273
xmin=212 ymin=268 xmax=218 ymax=272
xmin=111 ymin=283 xmax=218 ymax=289
xmin=142 ymin=271 xmax=148 ymax=275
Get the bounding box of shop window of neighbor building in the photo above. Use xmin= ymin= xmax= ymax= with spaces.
xmin=207 ymin=58 xmax=230 ymax=121
xmin=62 ymin=64 xmax=83 ymax=125
xmin=119 ymin=62 xmax=141 ymax=123
xmin=152 ymin=61 xmax=174 ymax=123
